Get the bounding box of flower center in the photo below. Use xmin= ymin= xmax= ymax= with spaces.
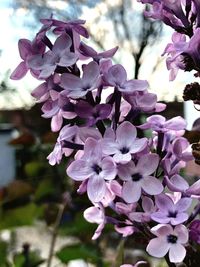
xmin=131 ymin=173 xmax=143 ymax=182
xmin=168 ymin=210 xmax=177 ymax=218
xmin=120 ymin=147 xmax=129 ymax=154
xmin=92 ymin=164 xmax=102 ymax=174
xmin=167 ymin=234 xmax=178 ymax=244
xmin=92 ymin=111 xmax=99 ymax=119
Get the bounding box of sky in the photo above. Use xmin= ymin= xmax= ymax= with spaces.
xmin=0 ymin=0 xmax=39 ymax=108
xmin=0 ymin=0 xmax=199 ymax=128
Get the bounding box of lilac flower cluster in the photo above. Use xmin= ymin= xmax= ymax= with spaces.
xmin=138 ymin=0 xmax=200 ymax=106
xmin=11 ymin=16 xmax=200 ymax=265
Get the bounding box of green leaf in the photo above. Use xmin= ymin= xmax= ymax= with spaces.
xmin=0 ymin=203 xmax=42 ymax=230
xmin=115 ymin=239 xmax=125 ymax=266
xmin=59 ymin=212 xmax=96 ymax=237
xmin=13 ymin=250 xmax=45 ymax=267
xmin=13 ymin=254 xmax=24 ymax=267
xmin=56 ymin=243 xmax=100 ymax=264
xmin=0 ymin=241 xmax=8 ymax=266
xmin=34 ymin=179 xmax=55 ymax=201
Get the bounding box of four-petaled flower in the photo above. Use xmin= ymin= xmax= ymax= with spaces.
xmin=28 ymin=33 xmax=78 ymax=79
xmin=102 ymin=121 xmax=147 ymax=164
xmin=67 ymin=138 xmax=117 ymax=202
xmin=118 ymin=154 xmax=163 ymax=203
xmin=151 ymin=194 xmax=192 ymax=225
xmin=103 ymin=64 xmax=148 ymax=94
xmin=147 ymin=224 xmax=188 ymax=263
xmin=60 ymin=61 xmax=100 ymax=98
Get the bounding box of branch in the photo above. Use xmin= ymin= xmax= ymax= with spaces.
xmin=46 ymin=203 xmax=66 ymax=267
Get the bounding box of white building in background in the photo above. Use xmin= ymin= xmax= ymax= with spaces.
xmin=0 ymin=124 xmax=15 ymax=187
xmin=184 ymin=101 xmax=200 ymax=130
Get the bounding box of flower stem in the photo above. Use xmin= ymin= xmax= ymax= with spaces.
xmin=187 ymin=203 xmax=200 ymax=224
xmin=46 ymin=204 xmax=65 ymax=267
xmin=113 ymin=89 xmax=121 ymax=131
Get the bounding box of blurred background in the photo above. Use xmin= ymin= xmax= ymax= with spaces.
xmin=0 ymin=1 xmax=199 ymax=266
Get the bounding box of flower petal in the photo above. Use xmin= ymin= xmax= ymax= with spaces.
xmin=164 ymin=116 xmax=186 ymax=131
xmin=151 ymin=212 xmax=170 ymax=224
xmin=137 ymin=153 xmax=159 ymax=176
xmin=141 ymin=176 xmax=163 ymax=195
xmin=121 ymin=79 xmax=148 ymax=93
xmin=170 ymin=213 xmax=188 ymax=225
xmin=59 ymin=51 xmax=78 ymax=67
xmin=174 ymin=224 xmax=188 ymax=244
xmin=122 ymin=181 xmax=141 ymax=203
xmin=116 ymin=121 xmax=137 ymax=147
xmin=52 ymin=33 xmax=72 ymax=53
xmin=101 ymin=157 xmax=117 ymax=180
xmin=129 ymin=138 xmax=147 ymax=154
xmin=18 ymin=39 xmax=32 ymax=60
xmin=118 ymin=161 xmax=135 ymax=181
xmin=87 ymin=176 xmax=106 ymax=202
xmin=67 ymin=159 xmax=92 ymax=181
xmin=84 ymin=206 xmax=104 ymax=224
xmin=169 ymin=244 xmax=186 ymax=263
xmin=113 ymin=151 xmax=132 ymax=164
xmin=51 ymin=112 xmax=63 ymax=132
xmin=147 ymin=237 xmax=170 ymax=258
xmin=10 ymin=62 xmax=28 ymax=80
xmin=82 ymin=61 xmax=100 ymax=87
xmin=175 ymin=197 xmax=192 ymax=212
xmin=106 ymin=64 xmax=127 ymax=86
xmin=155 ymin=194 xmax=174 ymax=211
xmin=60 ymin=73 xmax=82 ymax=90
xmin=151 ymin=224 xmax=173 ymax=237
xmin=102 ymin=139 xmax=118 ymax=155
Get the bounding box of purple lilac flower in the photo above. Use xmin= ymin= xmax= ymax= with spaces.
xmin=189 ymin=220 xmax=200 ymax=244
xmin=129 ymin=196 xmax=156 ymax=222
xmin=78 ymin=127 xmax=102 ymax=143
xmin=41 ymin=97 xmax=76 ymax=132
xmin=79 ymin=42 xmax=118 ymax=61
xmin=147 ymin=224 xmax=188 ymax=263
xmin=115 ymin=202 xmax=136 ymax=215
xmin=164 ymin=174 xmax=189 ymax=193
xmin=162 ymin=158 xmax=190 ymax=192
xmin=67 ymin=138 xmax=117 ymax=202
xmin=31 ymin=74 xmax=61 ymax=102
xmin=47 ymin=125 xmax=79 ymax=165
xmin=139 ymin=115 xmax=186 ymax=133
xmin=10 ymin=38 xmax=45 ymax=80
xmin=40 ymin=18 xmax=89 ymax=38
xmin=118 ymin=154 xmax=163 ymax=203
xmin=172 ymin=137 xmax=193 ymax=162
xmin=151 ymin=194 xmax=192 ymax=225
xmin=192 ymin=0 xmax=200 ymax=27
xmin=139 ymin=0 xmax=190 ymax=30
xmin=60 ymin=61 xmax=100 ymax=99
xmin=102 ymin=121 xmax=147 ymax=164
xmin=28 ymin=33 xmax=78 ymax=79
xmin=125 ymin=91 xmax=166 ymax=113
xmin=74 ymin=101 xmax=112 ymax=126
xmin=186 ymin=179 xmax=200 ymax=198
xmin=84 ymin=203 xmax=105 ymax=240
xmin=115 ymin=223 xmax=135 ymax=237
xmin=183 ymin=28 xmax=200 ymax=72
xmin=162 ymin=32 xmax=189 ymax=80
xmin=103 ymin=64 xmax=148 ymax=94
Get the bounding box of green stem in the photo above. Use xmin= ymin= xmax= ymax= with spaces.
xmin=46 ymin=204 xmax=65 ymax=267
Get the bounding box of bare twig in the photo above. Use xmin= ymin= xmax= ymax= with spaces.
xmin=46 ymin=203 xmax=66 ymax=267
